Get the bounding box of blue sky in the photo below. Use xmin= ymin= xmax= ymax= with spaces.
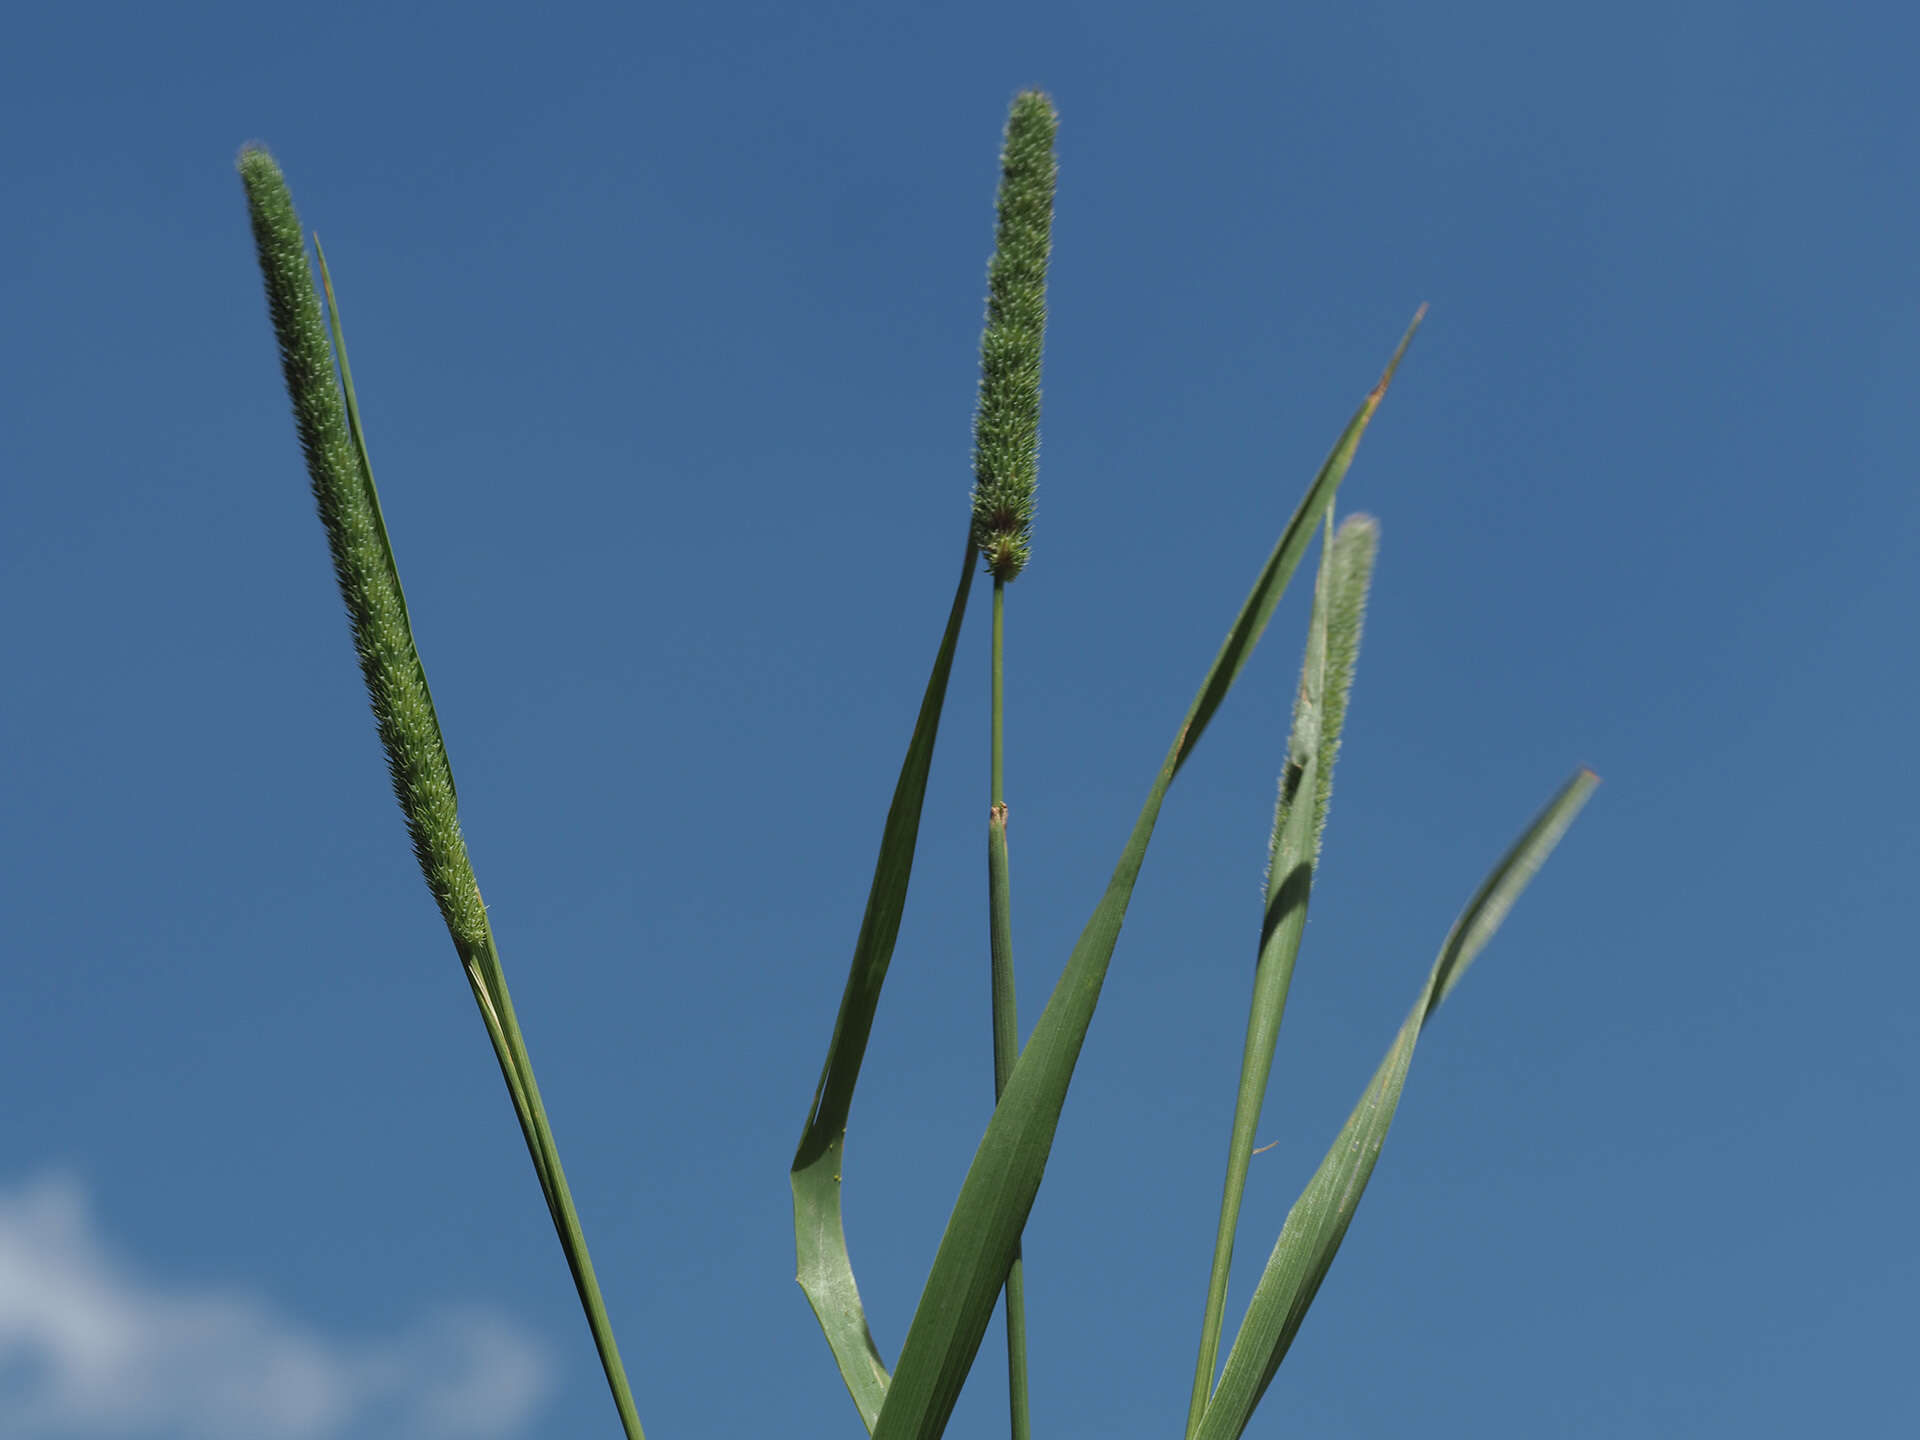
xmin=3 ymin=3 xmax=1916 ymax=1437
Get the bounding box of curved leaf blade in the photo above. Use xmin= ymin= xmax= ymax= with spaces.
xmin=792 ymin=541 xmax=978 ymax=1430
xmin=1195 ymin=767 xmax=1599 ymax=1440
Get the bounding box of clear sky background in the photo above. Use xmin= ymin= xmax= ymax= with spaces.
xmin=3 ymin=4 xmax=1915 ymax=1438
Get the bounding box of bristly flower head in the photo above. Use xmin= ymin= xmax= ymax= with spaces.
xmin=970 ymin=91 xmax=1058 ymax=584
xmin=237 ymin=145 xmax=486 ymax=955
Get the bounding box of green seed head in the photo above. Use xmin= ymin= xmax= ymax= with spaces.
xmin=238 ymin=146 xmax=486 ymax=955
xmin=1265 ymin=512 xmax=1379 ymax=897
xmin=970 ymin=91 xmax=1058 ymax=584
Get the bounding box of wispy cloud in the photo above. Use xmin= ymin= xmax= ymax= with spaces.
xmin=0 ymin=1173 xmax=554 ymax=1440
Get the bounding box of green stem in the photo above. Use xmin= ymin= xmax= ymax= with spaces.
xmin=466 ymin=925 xmax=645 ymax=1440
xmin=987 ymin=578 xmax=1032 ymax=1440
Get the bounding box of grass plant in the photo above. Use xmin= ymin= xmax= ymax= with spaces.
xmin=972 ymin=91 xmax=1058 ymax=1440
xmin=239 ymin=89 xmax=1592 ymax=1440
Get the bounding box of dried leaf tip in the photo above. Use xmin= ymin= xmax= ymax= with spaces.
xmin=970 ymin=91 xmax=1059 ymax=583
xmin=1365 ymin=303 xmax=1428 ymax=411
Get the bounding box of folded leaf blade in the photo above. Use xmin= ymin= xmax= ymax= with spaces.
xmin=792 ymin=540 xmax=978 ymax=1430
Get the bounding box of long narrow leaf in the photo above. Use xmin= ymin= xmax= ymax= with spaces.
xmin=792 ymin=541 xmax=978 ymax=1430
xmin=1195 ymin=767 xmax=1599 ymax=1440
xmin=871 ymin=316 xmax=1423 ymax=1440
xmin=1186 ymin=511 xmax=1378 ymax=1437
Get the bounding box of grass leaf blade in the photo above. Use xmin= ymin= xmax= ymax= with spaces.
xmin=1195 ymin=768 xmax=1599 ymax=1440
xmin=792 ymin=541 xmax=978 ymax=1430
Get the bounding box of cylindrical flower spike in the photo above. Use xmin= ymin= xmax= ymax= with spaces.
xmin=970 ymin=91 xmax=1058 ymax=583
xmin=236 ymin=146 xmax=485 ymax=955
xmin=238 ymin=147 xmax=646 ymax=1440
xmin=1266 ymin=510 xmax=1379 ymax=891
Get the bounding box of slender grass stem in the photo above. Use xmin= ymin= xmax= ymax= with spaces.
xmin=237 ymin=147 xmax=643 ymax=1440
xmin=467 ymin=924 xmax=645 ymax=1440
xmin=987 ymin=578 xmax=1031 ymax=1440
xmin=988 ymin=584 xmax=1013 ymax=1097
xmin=973 ymin=92 xmax=1054 ymax=1440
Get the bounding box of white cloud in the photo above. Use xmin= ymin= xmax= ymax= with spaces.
xmin=0 ymin=1173 xmax=554 ymax=1440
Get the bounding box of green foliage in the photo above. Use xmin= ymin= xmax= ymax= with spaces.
xmin=239 ymin=90 xmax=1589 ymax=1440
xmin=1195 ymin=770 xmax=1598 ymax=1440
xmin=1187 ymin=507 xmax=1377 ymax=1437
xmin=791 ymin=541 xmax=976 ymax=1430
xmin=870 ymin=324 xmax=1417 ymax=1440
